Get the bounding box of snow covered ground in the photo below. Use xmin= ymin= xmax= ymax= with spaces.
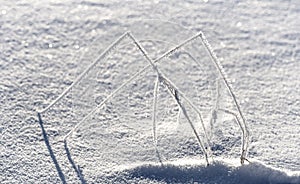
xmin=1 ymin=0 xmax=300 ymax=183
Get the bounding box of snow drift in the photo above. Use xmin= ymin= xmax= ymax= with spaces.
xmin=107 ymin=159 xmax=300 ymax=184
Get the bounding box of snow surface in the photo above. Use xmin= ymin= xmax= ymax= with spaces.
xmin=1 ymin=0 xmax=300 ymax=183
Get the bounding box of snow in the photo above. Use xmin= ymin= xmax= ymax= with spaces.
xmin=108 ymin=159 xmax=300 ymax=184
xmin=1 ymin=0 xmax=300 ymax=183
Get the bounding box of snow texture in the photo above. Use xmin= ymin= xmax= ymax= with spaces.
xmin=1 ymin=0 xmax=300 ymax=183
xmin=108 ymin=159 xmax=300 ymax=184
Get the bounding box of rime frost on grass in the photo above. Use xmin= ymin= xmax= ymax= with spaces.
xmin=37 ymin=30 xmax=250 ymax=168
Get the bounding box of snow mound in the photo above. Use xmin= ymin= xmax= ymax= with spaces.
xmin=106 ymin=159 xmax=300 ymax=184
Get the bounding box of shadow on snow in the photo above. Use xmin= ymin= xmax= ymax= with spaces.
xmin=38 ymin=113 xmax=86 ymax=184
xmin=114 ymin=160 xmax=300 ymax=184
